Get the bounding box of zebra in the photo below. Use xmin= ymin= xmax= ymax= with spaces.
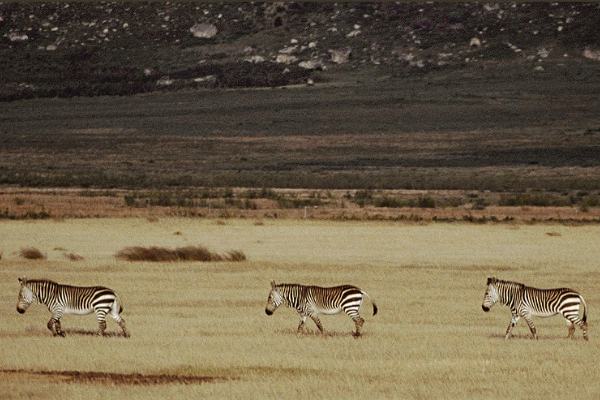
xmin=16 ymin=277 xmax=130 ymax=338
xmin=481 ymin=277 xmax=588 ymax=341
xmin=264 ymin=281 xmax=378 ymax=337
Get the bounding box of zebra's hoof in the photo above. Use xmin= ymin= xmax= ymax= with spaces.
xmin=57 ymin=332 xmax=66 ymax=337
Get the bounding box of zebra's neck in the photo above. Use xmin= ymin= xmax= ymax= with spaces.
xmin=279 ymin=284 xmax=303 ymax=308
xmin=29 ymin=280 xmax=57 ymax=305
xmin=497 ymin=281 xmax=523 ymax=308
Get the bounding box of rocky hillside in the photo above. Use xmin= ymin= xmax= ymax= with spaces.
xmin=2 ymin=2 xmax=600 ymax=101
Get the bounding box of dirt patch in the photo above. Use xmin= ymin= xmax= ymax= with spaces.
xmin=0 ymin=369 xmax=225 ymax=385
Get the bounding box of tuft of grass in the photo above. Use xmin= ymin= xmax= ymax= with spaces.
xmin=115 ymin=245 xmax=246 ymax=262
xmin=225 ymin=250 xmax=247 ymax=262
xmin=64 ymin=252 xmax=84 ymax=261
xmin=19 ymin=247 xmax=46 ymax=260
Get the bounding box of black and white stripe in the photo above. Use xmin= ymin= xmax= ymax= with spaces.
xmin=482 ymin=277 xmax=588 ymax=340
xmin=265 ymin=281 xmax=378 ymax=336
xmin=16 ymin=277 xmax=130 ymax=337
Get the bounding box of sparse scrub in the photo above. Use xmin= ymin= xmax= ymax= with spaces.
xmin=417 ymin=196 xmax=436 ymax=209
xmin=472 ymin=198 xmax=489 ymax=210
xmin=64 ymin=252 xmax=84 ymax=261
xmin=123 ymin=195 xmax=137 ymax=207
xmin=19 ymin=247 xmax=46 ymax=260
xmin=225 ymin=250 xmax=247 ymax=262
xmin=277 ymin=197 xmax=324 ymax=209
xmin=372 ymin=196 xmax=413 ymax=208
xmin=115 ymin=245 xmax=246 ymax=262
xmin=499 ymin=193 xmax=570 ymax=207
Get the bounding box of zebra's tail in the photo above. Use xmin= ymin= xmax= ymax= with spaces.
xmin=581 ymin=294 xmax=588 ymax=323
xmin=361 ymin=290 xmax=378 ymax=316
xmin=114 ymin=291 xmax=124 ymax=314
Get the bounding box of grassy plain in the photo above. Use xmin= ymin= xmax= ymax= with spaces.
xmin=1 ymin=218 xmax=599 ymax=399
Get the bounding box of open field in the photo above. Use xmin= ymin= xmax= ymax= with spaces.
xmin=1 ymin=218 xmax=600 ymax=399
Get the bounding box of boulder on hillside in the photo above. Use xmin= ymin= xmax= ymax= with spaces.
xmin=275 ymin=54 xmax=298 ymax=64
xmin=329 ymin=48 xmax=352 ymax=64
xmin=8 ymin=32 xmax=29 ymax=42
xmin=244 ymin=55 xmax=266 ymax=64
xmin=469 ymin=37 xmax=481 ymax=48
xmin=583 ymin=48 xmax=600 ymax=61
xmin=298 ymin=59 xmax=325 ymax=70
xmin=190 ymin=23 xmax=218 ymax=39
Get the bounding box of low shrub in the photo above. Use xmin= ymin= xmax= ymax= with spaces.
xmin=64 ymin=252 xmax=84 ymax=261
xmin=115 ymin=245 xmax=246 ymax=262
xmin=20 ymin=247 xmax=46 ymax=260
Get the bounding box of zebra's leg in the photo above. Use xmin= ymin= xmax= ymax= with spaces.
xmin=297 ymin=315 xmax=307 ymax=334
xmin=48 ymin=310 xmax=65 ymax=337
xmin=95 ymin=308 xmax=109 ymax=336
xmin=111 ymin=304 xmax=130 ymax=338
xmin=54 ymin=319 xmax=66 ymax=337
xmin=310 ymin=315 xmax=324 ymax=334
xmin=505 ymin=314 xmax=519 ymax=340
xmin=566 ymin=319 xmax=576 ymax=339
xmin=352 ymin=315 xmax=365 ymax=337
xmin=522 ymin=314 xmax=537 ymax=340
xmin=574 ymin=319 xmax=589 ymax=341
xmin=114 ymin=317 xmax=129 ymax=338
xmin=47 ymin=318 xmax=58 ymax=336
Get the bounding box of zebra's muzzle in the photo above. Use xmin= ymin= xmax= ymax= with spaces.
xmin=482 ymin=305 xmax=490 ymax=312
xmin=265 ymin=309 xmax=273 ymax=316
xmin=16 ymin=307 xmax=25 ymax=314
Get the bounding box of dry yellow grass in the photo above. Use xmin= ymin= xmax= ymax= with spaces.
xmin=0 ymin=218 xmax=599 ymax=399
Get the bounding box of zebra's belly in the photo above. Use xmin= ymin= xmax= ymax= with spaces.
xmin=63 ymin=307 xmax=94 ymax=315
xmin=317 ymin=306 xmax=342 ymax=315
xmin=531 ymin=310 xmax=558 ymax=318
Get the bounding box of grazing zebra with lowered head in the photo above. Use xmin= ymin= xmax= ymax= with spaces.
xmin=481 ymin=277 xmax=588 ymax=340
xmin=16 ymin=277 xmax=130 ymax=338
xmin=265 ymin=281 xmax=378 ymax=337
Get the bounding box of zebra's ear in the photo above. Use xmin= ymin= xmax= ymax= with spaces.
xmin=270 ymin=280 xmax=276 ymax=288
xmin=487 ymin=277 xmax=495 ymax=285
xmin=18 ymin=277 xmax=27 ymax=284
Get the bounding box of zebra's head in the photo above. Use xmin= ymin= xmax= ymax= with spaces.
xmin=482 ymin=277 xmax=499 ymax=312
xmin=16 ymin=277 xmax=34 ymax=314
xmin=265 ymin=280 xmax=283 ymax=316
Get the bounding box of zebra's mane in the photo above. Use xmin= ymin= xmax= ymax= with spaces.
xmin=275 ymin=283 xmax=306 ymax=292
xmin=491 ymin=278 xmax=525 ymax=290
xmin=23 ymin=279 xmax=59 ymax=293
xmin=26 ymin=278 xmax=58 ymax=286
